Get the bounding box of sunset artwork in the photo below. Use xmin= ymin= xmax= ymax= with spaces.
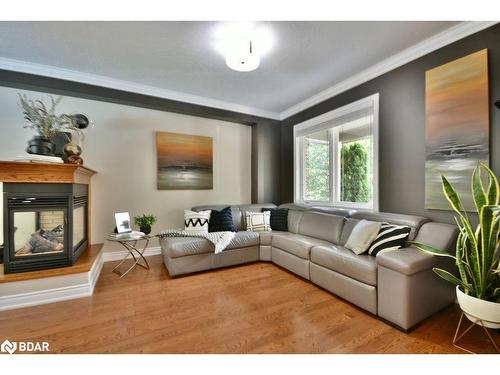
xmin=425 ymin=49 xmax=489 ymax=210
xmin=156 ymin=131 xmax=213 ymax=190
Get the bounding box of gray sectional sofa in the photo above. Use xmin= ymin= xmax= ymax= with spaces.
xmin=159 ymin=203 xmax=459 ymax=331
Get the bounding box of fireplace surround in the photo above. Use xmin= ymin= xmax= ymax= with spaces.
xmin=3 ymin=183 xmax=88 ymax=273
xmin=0 ymin=161 xmax=96 ymax=274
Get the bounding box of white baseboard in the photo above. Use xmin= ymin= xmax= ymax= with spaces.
xmin=0 ymin=247 xmax=161 ymax=311
xmin=102 ymin=246 xmax=162 ymax=262
xmin=0 ymin=250 xmax=104 ymax=311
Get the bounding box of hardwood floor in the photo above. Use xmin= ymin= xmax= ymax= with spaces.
xmin=0 ymin=255 xmax=497 ymax=354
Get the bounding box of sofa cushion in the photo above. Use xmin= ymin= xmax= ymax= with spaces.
xmin=350 ymin=211 xmax=430 ymax=241
xmin=161 ymin=237 xmax=212 ymax=258
xmin=259 ymin=231 xmax=273 ymax=246
xmin=279 ymin=203 xmax=309 ymax=211
xmin=228 ymin=231 xmax=260 ymax=248
xmin=297 ymin=211 xmax=345 ymax=244
xmin=162 ymin=231 xmax=260 ymax=258
xmin=413 ymin=222 xmax=459 ymax=252
xmin=308 ymin=206 xmax=351 ymax=217
xmin=287 ymin=210 xmax=304 ymax=233
xmin=272 ymin=232 xmax=331 ymax=259
xmin=310 ymin=245 xmax=378 ymax=286
xmin=339 ymin=218 xmax=361 ymax=245
xmin=209 ymin=206 xmax=236 ymax=232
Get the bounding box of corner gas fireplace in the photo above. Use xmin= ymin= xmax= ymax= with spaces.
xmin=3 ymin=183 xmax=89 ymax=273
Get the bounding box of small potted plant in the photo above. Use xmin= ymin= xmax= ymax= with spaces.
xmin=412 ymin=163 xmax=500 ymax=328
xmin=18 ymin=94 xmax=81 ymax=156
xmin=134 ymin=214 xmax=157 ymax=235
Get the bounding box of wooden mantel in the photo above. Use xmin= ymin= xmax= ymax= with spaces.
xmin=0 ymin=161 xmax=96 ymax=184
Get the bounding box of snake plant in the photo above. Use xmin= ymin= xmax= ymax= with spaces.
xmin=412 ymin=163 xmax=500 ymax=302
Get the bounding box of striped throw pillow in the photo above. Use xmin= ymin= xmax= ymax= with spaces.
xmin=184 ymin=210 xmax=211 ymax=234
xmin=246 ymin=211 xmax=272 ymax=232
xmin=367 ymin=223 xmax=411 ymax=256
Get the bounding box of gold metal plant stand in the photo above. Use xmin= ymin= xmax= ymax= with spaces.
xmin=453 ymin=312 xmax=500 ymax=354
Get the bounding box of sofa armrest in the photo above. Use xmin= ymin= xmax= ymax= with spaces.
xmin=376 ymin=246 xmax=439 ymax=276
xmin=376 ymin=222 xmax=458 ymax=330
xmin=376 ymin=222 xmax=458 ymax=276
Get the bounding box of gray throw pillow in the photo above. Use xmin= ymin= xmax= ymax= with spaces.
xmin=344 ymin=219 xmax=382 ymax=255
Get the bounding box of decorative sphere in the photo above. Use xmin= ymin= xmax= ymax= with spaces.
xmin=72 ymin=114 xmax=89 ymax=129
xmin=64 ymin=142 xmax=82 ymax=156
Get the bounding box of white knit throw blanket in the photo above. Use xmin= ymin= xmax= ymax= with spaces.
xmin=157 ymin=230 xmax=236 ymax=254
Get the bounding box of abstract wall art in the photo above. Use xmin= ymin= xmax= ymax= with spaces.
xmin=156 ymin=131 xmax=213 ymax=190
xmin=425 ymin=49 xmax=489 ymax=211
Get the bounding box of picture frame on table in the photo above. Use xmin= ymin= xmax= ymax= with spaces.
xmin=114 ymin=212 xmax=132 ymax=233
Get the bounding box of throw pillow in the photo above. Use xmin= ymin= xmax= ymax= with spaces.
xmin=184 ymin=210 xmax=211 ymax=234
xmin=246 ymin=211 xmax=272 ymax=232
xmin=367 ymin=223 xmax=411 ymax=256
xmin=344 ymin=219 xmax=382 ymax=255
xmin=209 ymin=206 xmax=236 ymax=232
xmin=262 ymin=208 xmax=288 ymax=231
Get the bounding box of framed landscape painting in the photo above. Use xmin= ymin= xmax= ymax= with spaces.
xmin=425 ymin=49 xmax=489 ymax=211
xmin=156 ymin=131 xmax=213 ymax=190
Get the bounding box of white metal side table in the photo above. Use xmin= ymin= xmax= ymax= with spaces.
xmin=107 ymin=235 xmax=151 ymax=278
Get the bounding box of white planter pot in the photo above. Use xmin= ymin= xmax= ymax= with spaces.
xmin=456 ymin=286 xmax=500 ymax=329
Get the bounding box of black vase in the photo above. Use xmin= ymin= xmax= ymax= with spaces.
xmin=26 ymin=136 xmax=56 ymax=156
xmin=140 ymin=226 xmax=152 ymax=235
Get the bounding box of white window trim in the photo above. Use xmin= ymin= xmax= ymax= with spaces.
xmin=293 ymin=93 xmax=379 ymax=211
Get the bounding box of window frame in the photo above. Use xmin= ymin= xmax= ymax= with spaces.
xmin=293 ymin=93 xmax=379 ymax=211
xmin=298 ymin=131 xmax=332 ymax=204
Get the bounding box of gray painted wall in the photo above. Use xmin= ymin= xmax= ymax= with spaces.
xmin=0 ymin=69 xmax=281 ymax=205
xmin=252 ymin=120 xmax=282 ymax=204
xmin=280 ymin=24 xmax=500 ymax=224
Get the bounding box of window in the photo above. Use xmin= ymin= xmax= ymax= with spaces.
xmin=294 ymin=94 xmax=379 ymax=210
xmin=303 ymin=130 xmax=330 ymax=202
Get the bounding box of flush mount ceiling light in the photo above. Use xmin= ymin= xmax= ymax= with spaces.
xmin=214 ymin=22 xmax=273 ymax=73
xmin=225 ymin=39 xmax=260 ymax=72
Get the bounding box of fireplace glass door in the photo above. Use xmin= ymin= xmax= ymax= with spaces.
xmin=13 ymin=209 xmax=67 ymax=257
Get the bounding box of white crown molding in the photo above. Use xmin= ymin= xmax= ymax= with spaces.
xmin=0 ymin=250 xmax=104 ymax=311
xmin=0 ymin=21 xmax=495 ymax=122
xmin=0 ymin=57 xmax=281 ymax=120
xmin=279 ymin=21 xmax=498 ymax=120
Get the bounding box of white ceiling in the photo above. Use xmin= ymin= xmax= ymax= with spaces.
xmin=0 ymin=21 xmax=481 ymax=119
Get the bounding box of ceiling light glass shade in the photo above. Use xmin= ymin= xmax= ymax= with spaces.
xmin=214 ymin=22 xmax=273 ymax=72
xmin=225 ymin=52 xmax=260 ymax=72
xmin=224 ymin=38 xmax=260 ymax=72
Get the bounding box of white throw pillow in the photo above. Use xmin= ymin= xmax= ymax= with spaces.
xmin=246 ymin=211 xmax=272 ymax=232
xmin=344 ymin=219 xmax=382 ymax=255
xmin=184 ymin=210 xmax=211 ymax=234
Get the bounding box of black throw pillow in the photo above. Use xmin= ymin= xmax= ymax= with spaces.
xmin=262 ymin=208 xmax=288 ymax=231
xmin=209 ymin=207 xmax=236 ymax=232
